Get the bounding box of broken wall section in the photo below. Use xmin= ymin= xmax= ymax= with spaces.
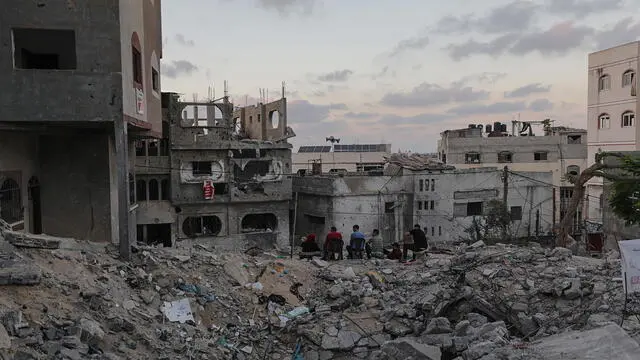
xmin=233 ymin=98 xmax=295 ymax=142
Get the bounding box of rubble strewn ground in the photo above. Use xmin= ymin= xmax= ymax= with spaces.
xmin=1 ymin=235 xmax=640 ymax=360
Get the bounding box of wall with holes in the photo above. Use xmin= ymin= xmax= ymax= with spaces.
xmin=233 ymin=98 xmax=288 ymax=141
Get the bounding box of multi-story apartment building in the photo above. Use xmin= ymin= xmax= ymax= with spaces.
xmin=292 ymin=143 xmax=391 ymax=174
xmin=0 ymin=0 xmax=163 ymax=257
xmin=587 ymin=41 xmax=639 ymax=223
xmin=437 ymin=123 xmax=588 ymax=234
xmin=134 ymin=92 xmax=296 ymax=249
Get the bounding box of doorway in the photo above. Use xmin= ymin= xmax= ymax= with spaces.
xmin=28 ymin=176 xmax=42 ymax=234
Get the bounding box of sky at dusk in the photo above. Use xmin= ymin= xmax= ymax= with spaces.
xmin=160 ymin=0 xmax=639 ymax=152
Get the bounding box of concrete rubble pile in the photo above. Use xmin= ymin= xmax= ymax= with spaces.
xmin=1 ymin=233 xmax=640 ymax=360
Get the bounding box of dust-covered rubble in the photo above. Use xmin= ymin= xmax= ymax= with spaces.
xmin=0 ymin=235 xmax=639 ymax=359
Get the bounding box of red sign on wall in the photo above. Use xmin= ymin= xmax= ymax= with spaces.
xmin=203 ymin=180 xmax=215 ymax=200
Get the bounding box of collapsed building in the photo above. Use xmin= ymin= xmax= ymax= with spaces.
xmin=134 ymin=90 xmax=296 ymax=249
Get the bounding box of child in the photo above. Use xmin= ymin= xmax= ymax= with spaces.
xmin=386 ymin=242 xmax=402 ymax=260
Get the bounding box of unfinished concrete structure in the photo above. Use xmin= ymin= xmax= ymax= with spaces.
xmin=0 ymin=0 xmax=163 ymax=257
xmin=135 ymin=90 xmax=295 ymax=249
xmin=438 ymin=122 xmax=587 ymax=235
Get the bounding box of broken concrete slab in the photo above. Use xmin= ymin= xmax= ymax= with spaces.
xmin=0 ymin=259 xmax=41 ymax=285
xmin=2 ymin=231 xmax=61 ymax=249
xmin=381 ymin=338 xmax=441 ymax=360
xmin=0 ymin=323 xmax=9 ymax=349
xmin=531 ymin=324 xmax=640 ymax=359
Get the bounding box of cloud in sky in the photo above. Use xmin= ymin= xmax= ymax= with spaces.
xmin=161 ymin=0 xmax=637 ymax=152
xmin=162 ymin=60 xmax=199 ymax=78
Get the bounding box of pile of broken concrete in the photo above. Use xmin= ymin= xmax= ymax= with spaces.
xmin=1 ymin=231 xmax=640 ymax=360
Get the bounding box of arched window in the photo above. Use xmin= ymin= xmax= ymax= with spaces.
xmin=622 ymin=111 xmax=635 ymax=128
xmin=148 ymin=179 xmax=159 ymax=201
xmin=598 ymin=113 xmax=610 ymax=129
xmin=131 ymin=32 xmax=142 ymax=87
xmin=160 ymin=179 xmax=169 ymax=200
xmin=150 ymin=51 xmax=160 ymax=93
xmin=622 ymin=70 xmax=635 ymax=87
xmin=598 ymin=74 xmax=610 ymax=91
xmin=136 ymin=180 xmax=147 ymax=201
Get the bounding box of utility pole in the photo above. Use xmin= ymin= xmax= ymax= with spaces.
xmin=502 ymin=166 xmax=509 ymax=241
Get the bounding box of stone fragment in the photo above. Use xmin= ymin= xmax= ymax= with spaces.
xmin=384 ymin=320 xmax=412 ymax=337
xmin=467 ymin=313 xmax=488 ymax=328
xmin=381 ymin=338 xmax=441 ymax=360
xmin=329 ymin=285 xmax=344 ymax=299
xmin=0 ymin=323 xmax=9 ymax=349
xmin=462 ymin=340 xmax=497 ymax=360
xmin=425 ymin=317 xmax=452 ymax=334
xmin=312 ymin=258 xmax=329 ymax=268
xmin=550 ymin=247 xmax=572 ymax=259
xmin=321 ymin=330 xmax=361 ymax=351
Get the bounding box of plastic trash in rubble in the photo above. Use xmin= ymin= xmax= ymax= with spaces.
xmin=161 ymin=299 xmax=194 ymax=324
xmin=285 ymin=306 xmax=310 ymax=319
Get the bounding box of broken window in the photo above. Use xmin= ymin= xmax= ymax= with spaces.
xmin=431 ymin=227 xmax=435 ymax=236
xmin=241 ymin=213 xmax=278 ymax=233
xmin=152 ymin=67 xmax=159 ymax=91
xmin=128 ymin=174 xmax=135 ymax=205
xmin=182 ymin=215 xmax=222 ymax=237
xmin=510 ymin=206 xmax=523 ymax=221
xmin=598 ymin=74 xmax=611 ymax=91
xmin=161 ymin=179 xmax=169 ymax=200
xmin=148 ymin=179 xmax=159 ymax=200
xmin=135 ymin=141 xmax=146 ymax=156
xmin=419 ymin=179 xmax=424 ymax=191
xmin=147 ymin=140 xmax=159 ymax=156
xmin=430 ymin=200 xmax=434 ymax=210
xmin=430 ymin=179 xmax=435 ymax=191
xmin=622 ymin=70 xmax=635 ymax=87
xmin=497 ymin=151 xmax=513 ymax=163
xmin=269 ymin=110 xmax=280 ymax=129
xmin=234 ymin=160 xmax=271 ymax=182
xmin=534 ymin=151 xmax=548 ymax=161
xmin=467 ymin=202 xmax=483 ymax=216
xmin=438 ymin=226 xmax=442 ymax=236
xmin=12 ymin=28 xmax=77 ymax=70
xmin=568 ymin=135 xmax=582 ymax=144
xmin=0 ymin=178 xmax=22 ymax=223
xmin=465 ymin=152 xmax=481 ymax=164
xmin=418 ymin=201 xmax=423 ymax=210
xmin=192 ymin=161 xmax=212 ymax=176
xmin=384 ymin=202 xmax=395 ymax=213
xmin=136 ymin=180 xmax=147 ymax=201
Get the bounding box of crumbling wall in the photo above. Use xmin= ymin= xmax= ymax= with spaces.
xmin=233 ymin=98 xmax=288 ymax=141
xmin=174 ymin=201 xmax=290 ymax=249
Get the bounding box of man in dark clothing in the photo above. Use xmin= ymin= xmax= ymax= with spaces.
xmin=410 ymin=224 xmax=428 ymax=251
xmin=324 ymin=227 xmax=344 ymax=260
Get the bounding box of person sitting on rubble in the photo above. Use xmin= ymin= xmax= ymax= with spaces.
xmin=410 ymin=224 xmax=429 ymax=255
xmin=386 ymin=242 xmax=402 ymax=260
xmin=366 ymin=229 xmax=384 ymax=259
xmin=346 ymin=225 xmax=366 ymax=259
xmin=323 ymin=226 xmax=344 ymax=261
xmin=300 ymin=234 xmax=321 ymax=260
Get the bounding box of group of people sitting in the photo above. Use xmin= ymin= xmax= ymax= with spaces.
xmin=300 ymin=224 xmax=429 ymax=263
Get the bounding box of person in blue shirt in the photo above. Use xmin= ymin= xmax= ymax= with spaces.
xmin=347 ymin=225 xmax=366 ymax=259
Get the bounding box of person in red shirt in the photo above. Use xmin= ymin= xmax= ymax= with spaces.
xmin=324 ymin=226 xmax=344 ymax=260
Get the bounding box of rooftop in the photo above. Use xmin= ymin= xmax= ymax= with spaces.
xmin=297 ymin=144 xmax=390 ymax=153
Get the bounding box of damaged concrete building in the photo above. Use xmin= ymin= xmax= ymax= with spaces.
xmin=438 ymin=122 xmax=588 ymax=238
xmin=134 ymin=91 xmax=296 ymax=249
xmin=0 ymin=0 xmax=163 ymax=256
xmin=293 ymin=154 xmax=554 ymax=245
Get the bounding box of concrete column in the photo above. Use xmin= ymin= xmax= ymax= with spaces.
xmin=114 ymin=119 xmax=131 ymax=260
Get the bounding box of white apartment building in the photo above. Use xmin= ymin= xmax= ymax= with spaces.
xmin=437 ymin=123 xmax=588 ymax=230
xmin=587 ymin=41 xmax=639 ymax=223
xmin=292 ymin=143 xmax=391 ymax=174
